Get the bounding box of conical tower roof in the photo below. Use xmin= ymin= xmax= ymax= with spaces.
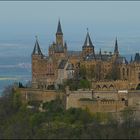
xmin=56 ymin=19 xmax=63 ymax=34
xmin=83 ymin=30 xmax=93 ymax=47
xmin=32 ymin=36 xmax=43 ymax=55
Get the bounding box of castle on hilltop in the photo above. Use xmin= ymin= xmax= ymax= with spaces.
xmin=31 ymin=20 xmax=140 ymax=91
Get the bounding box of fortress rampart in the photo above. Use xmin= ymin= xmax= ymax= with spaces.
xmin=17 ymin=86 xmax=140 ymax=113
xmin=17 ymin=88 xmax=64 ymax=103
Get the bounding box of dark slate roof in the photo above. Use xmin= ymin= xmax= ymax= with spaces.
xmin=99 ymin=54 xmax=112 ymax=61
xmin=130 ymin=56 xmax=133 ymax=63
xmin=56 ymin=19 xmax=63 ymax=34
xmin=134 ymin=53 xmax=140 ymax=63
xmin=83 ymin=31 xmax=94 ymax=48
xmin=85 ymin=53 xmax=112 ymax=61
xmin=115 ymin=56 xmax=128 ymax=64
xmin=67 ymin=51 xmax=81 ymax=56
xmin=32 ymin=38 xmax=43 ymax=55
xmin=58 ymin=59 xmax=67 ymax=69
xmin=85 ymin=51 xmax=128 ymax=64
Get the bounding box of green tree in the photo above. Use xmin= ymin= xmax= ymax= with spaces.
xmin=79 ymin=65 xmax=87 ymax=79
xmin=79 ymin=79 xmax=91 ymax=90
xmin=87 ymin=66 xmax=96 ymax=81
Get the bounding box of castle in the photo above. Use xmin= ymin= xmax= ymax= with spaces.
xmin=16 ymin=20 xmax=140 ymax=113
xmin=31 ymin=20 xmax=140 ymax=91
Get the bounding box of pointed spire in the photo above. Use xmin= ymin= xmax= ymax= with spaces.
xmin=83 ymin=28 xmax=93 ymax=47
xmin=32 ymin=36 xmax=43 ymax=55
xmin=114 ymin=37 xmax=119 ymax=55
xmin=99 ymin=48 xmax=102 ymax=60
xmin=64 ymin=41 xmax=67 ymax=49
xmin=130 ymin=56 xmax=133 ymax=63
xmin=56 ymin=19 xmax=63 ymax=34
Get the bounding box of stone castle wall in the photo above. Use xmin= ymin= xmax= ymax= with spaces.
xmin=66 ymin=91 xmax=126 ymax=112
xmin=17 ymin=86 xmax=140 ymax=113
xmin=66 ymin=89 xmax=140 ymax=113
xmin=79 ymin=100 xmax=125 ymax=112
xmin=17 ymin=88 xmax=64 ymax=103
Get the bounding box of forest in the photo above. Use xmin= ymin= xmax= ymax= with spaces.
xmin=0 ymin=85 xmax=140 ymax=139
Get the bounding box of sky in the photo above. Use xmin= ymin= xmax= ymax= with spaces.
xmin=0 ymin=1 xmax=140 ymax=93
xmin=0 ymin=1 xmax=140 ymax=55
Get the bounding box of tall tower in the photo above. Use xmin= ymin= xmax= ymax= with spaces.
xmin=130 ymin=56 xmax=133 ymax=63
xmin=56 ymin=19 xmax=63 ymax=45
xmin=32 ymin=36 xmax=43 ymax=88
xmin=82 ymin=29 xmax=95 ymax=58
xmin=114 ymin=37 xmax=119 ymax=57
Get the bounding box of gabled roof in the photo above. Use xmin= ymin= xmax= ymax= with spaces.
xmin=32 ymin=36 xmax=43 ymax=55
xmin=115 ymin=56 xmax=128 ymax=64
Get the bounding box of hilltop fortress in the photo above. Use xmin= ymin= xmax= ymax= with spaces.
xmin=32 ymin=20 xmax=140 ymax=90
xmin=17 ymin=20 xmax=140 ymax=113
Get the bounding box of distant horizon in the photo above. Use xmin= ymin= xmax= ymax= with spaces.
xmin=0 ymin=1 xmax=139 ymax=57
xmin=0 ymin=1 xmax=140 ymax=93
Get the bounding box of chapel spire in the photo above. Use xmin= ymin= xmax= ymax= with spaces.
xmin=114 ymin=37 xmax=119 ymax=56
xmin=56 ymin=19 xmax=63 ymax=45
xmin=83 ymin=28 xmax=93 ymax=47
xmin=130 ymin=56 xmax=133 ymax=63
xmin=56 ymin=19 xmax=63 ymax=35
xmin=82 ymin=28 xmax=95 ymax=58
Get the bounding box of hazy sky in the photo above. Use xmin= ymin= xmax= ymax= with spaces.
xmin=0 ymin=1 xmax=140 ymax=54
